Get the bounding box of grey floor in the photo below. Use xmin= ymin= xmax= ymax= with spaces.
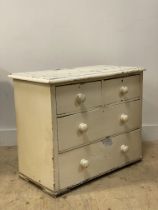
xmin=0 ymin=140 xmax=158 ymax=210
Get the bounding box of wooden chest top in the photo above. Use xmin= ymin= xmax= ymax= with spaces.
xmin=9 ymin=65 xmax=145 ymax=84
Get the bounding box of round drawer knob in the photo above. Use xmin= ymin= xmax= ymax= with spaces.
xmin=78 ymin=123 xmax=88 ymax=132
xmin=120 ymin=144 xmax=129 ymax=152
xmin=80 ymin=159 xmax=89 ymax=168
xmin=120 ymin=86 xmax=128 ymax=95
xmin=120 ymin=114 xmax=128 ymax=123
xmin=76 ymin=93 xmax=86 ymax=104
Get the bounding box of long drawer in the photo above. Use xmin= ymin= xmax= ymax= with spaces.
xmin=58 ymin=129 xmax=142 ymax=189
xmin=57 ymin=100 xmax=141 ymax=152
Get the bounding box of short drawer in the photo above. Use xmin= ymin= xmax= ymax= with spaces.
xmin=58 ymin=129 xmax=142 ymax=189
xmin=56 ymin=81 xmax=102 ymax=114
xmin=57 ymin=100 xmax=141 ymax=152
xmin=103 ymin=75 xmax=141 ymax=104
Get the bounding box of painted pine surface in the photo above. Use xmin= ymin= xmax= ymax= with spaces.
xmin=13 ymin=80 xmax=54 ymax=190
xmin=10 ymin=66 xmax=144 ymax=194
xmin=9 ymin=65 xmax=145 ymax=84
xmin=58 ymin=101 xmax=141 ymax=152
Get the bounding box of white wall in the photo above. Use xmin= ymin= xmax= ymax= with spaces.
xmin=0 ymin=0 xmax=158 ymax=145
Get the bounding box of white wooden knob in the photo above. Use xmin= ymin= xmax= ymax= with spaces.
xmin=76 ymin=93 xmax=86 ymax=104
xmin=120 ymin=114 xmax=128 ymax=123
xmin=78 ymin=123 xmax=88 ymax=132
xmin=120 ymin=86 xmax=128 ymax=94
xmin=120 ymin=144 xmax=129 ymax=152
xmin=80 ymin=159 xmax=89 ymax=168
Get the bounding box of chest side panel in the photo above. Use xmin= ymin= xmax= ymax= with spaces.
xmin=14 ymin=80 xmax=54 ymax=190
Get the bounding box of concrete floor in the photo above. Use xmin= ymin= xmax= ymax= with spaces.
xmin=0 ymin=141 xmax=158 ymax=210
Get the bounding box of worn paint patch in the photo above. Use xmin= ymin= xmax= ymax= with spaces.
xmin=102 ymin=137 xmax=113 ymax=146
xmin=9 ymin=65 xmax=145 ymax=84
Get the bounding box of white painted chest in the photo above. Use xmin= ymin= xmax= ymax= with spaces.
xmin=9 ymin=65 xmax=145 ymax=195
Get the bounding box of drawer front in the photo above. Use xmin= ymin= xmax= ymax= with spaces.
xmin=58 ymin=108 xmax=104 ymax=151
xmin=59 ymin=129 xmax=142 ymax=189
xmin=56 ymin=81 xmax=102 ymax=114
xmin=103 ymin=75 xmax=141 ymax=104
xmin=58 ymin=100 xmax=141 ymax=152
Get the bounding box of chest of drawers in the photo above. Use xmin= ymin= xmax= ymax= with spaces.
xmin=10 ymin=65 xmax=145 ymax=195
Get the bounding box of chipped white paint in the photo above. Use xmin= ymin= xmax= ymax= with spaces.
xmin=9 ymin=65 xmax=145 ymax=84
xmin=10 ymin=65 xmax=144 ymax=195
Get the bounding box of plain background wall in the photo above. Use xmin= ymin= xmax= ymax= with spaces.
xmin=0 ymin=0 xmax=158 ymax=145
